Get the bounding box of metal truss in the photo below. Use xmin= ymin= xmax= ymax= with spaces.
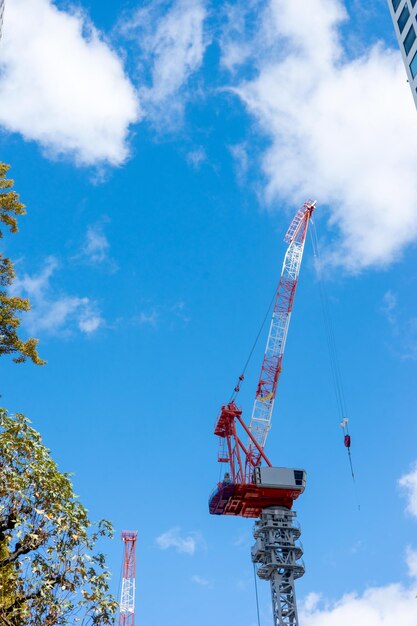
xmin=246 ymin=201 xmax=315 ymax=473
xmin=251 ymin=507 xmax=305 ymax=626
xmin=119 ymin=531 xmax=137 ymax=626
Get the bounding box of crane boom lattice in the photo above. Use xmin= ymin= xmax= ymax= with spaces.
xmin=246 ymin=200 xmax=316 ymax=473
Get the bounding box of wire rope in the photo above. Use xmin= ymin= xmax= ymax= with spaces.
xmin=253 ymin=562 xmax=261 ymax=626
xmin=309 ymin=220 xmax=360 ymax=509
xmin=229 ymin=287 xmax=277 ymax=403
xmin=309 ymin=223 xmax=347 ymax=420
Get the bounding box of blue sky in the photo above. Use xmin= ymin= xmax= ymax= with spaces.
xmin=1 ymin=0 xmax=417 ymax=624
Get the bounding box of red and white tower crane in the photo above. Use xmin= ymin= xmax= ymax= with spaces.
xmin=118 ymin=531 xmax=138 ymax=626
xmin=209 ymin=201 xmax=316 ymax=626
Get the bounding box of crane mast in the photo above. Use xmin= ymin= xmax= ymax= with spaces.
xmin=119 ymin=531 xmax=138 ymax=626
xmin=209 ymin=200 xmax=316 ymax=626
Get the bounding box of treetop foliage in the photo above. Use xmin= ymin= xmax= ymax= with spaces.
xmin=0 ymin=409 xmax=118 ymax=625
xmin=0 ymin=163 xmax=45 ymax=365
xmin=0 ymin=163 xmax=26 ymax=237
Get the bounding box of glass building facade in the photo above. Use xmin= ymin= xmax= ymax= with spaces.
xmin=0 ymin=0 xmax=3 ymax=40
xmin=388 ymin=0 xmax=417 ymax=108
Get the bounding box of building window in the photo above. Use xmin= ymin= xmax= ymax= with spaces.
xmin=410 ymin=50 xmax=417 ymax=77
xmin=392 ymin=0 xmax=401 ymax=9
xmin=411 ymin=0 xmax=417 ymax=7
xmin=404 ymin=25 xmax=416 ymax=54
xmin=398 ymin=5 xmax=410 ymax=33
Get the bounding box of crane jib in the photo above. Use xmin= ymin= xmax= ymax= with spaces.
xmin=246 ymin=202 xmax=315 ymax=473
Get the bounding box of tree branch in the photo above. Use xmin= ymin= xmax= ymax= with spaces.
xmin=0 ymin=532 xmax=45 ymax=568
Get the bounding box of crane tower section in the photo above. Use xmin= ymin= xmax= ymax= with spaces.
xmin=246 ymin=201 xmax=316 ymax=473
xmin=119 ymin=531 xmax=138 ymax=626
xmin=252 ymin=507 xmax=304 ymax=626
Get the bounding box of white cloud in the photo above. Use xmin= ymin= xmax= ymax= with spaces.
xmin=82 ymin=224 xmax=110 ymax=264
xmin=137 ymin=310 xmax=159 ymax=327
xmin=156 ymin=527 xmax=200 ymax=555
xmin=120 ymin=0 xmax=207 ymax=124
xmin=380 ymin=292 xmax=417 ymax=359
xmin=406 ymin=547 xmax=417 ymax=579
xmin=186 ymin=147 xmax=207 ymax=169
xmin=219 ymin=0 xmax=263 ymax=73
xmin=170 ymin=300 xmax=191 ymax=325
xmin=0 ymin=0 xmax=140 ymax=166
xmin=78 ymin=314 xmax=102 ymax=334
xmin=381 ymin=290 xmax=398 ymax=328
xmin=229 ymin=144 xmax=249 ymax=184
xmin=226 ymin=0 xmax=417 ymax=271
xmin=299 ymin=584 xmax=417 ymax=626
xmin=303 ymin=592 xmax=322 ymax=613
xmin=76 ymin=222 xmax=118 ymax=273
xmin=12 ymin=256 xmax=103 ymax=335
xmin=191 ymin=575 xmax=210 ymax=586
xmin=399 ymin=463 xmax=417 ymax=518
xmin=136 ymin=300 xmax=190 ymax=328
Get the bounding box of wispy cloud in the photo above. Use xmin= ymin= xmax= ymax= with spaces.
xmin=229 ymin=144 xmax=249 ymax=184
xmin=191 ymin=575 xmax=210 ymax=586
xmin=75 ymin=222 xmax=117 ymax=272
xmin=0 ymin=0 xmax=140 ymax=166
xmin=406 ymin=547 xmax=417 ymax=579
xmin=137 ymin=310 xmax=159 ymax=327
xmin=381 ymin=291 xmax=417 ymax=360
xmin=399 ymin=463 xmax=417 ymax=519
xmin=82 ymin=224 xmax=110 ymax=264
xmin=224 ymin=0 xmax=417 ymax=272
xmin=156 ymin=527 xmax=201 ymax=555
xmin=119 ymin=0 xmax=208 ymax=126
xmin=11 ymin=257 xmax=103 ymax=336
xmin=186 ymin=147 xmax=207 ymax=169
xmin=381 ymin=290 xmax=398 ymax=329
xmin=136 ymin=300 xmax=190 ymax=329
xmin=170 ymin=300 xmax=191 ymax=325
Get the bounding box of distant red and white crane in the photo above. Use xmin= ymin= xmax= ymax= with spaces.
xmin=209 ymin=201 xmax=316 ymax=626
xmin=118 ymin=531 xmax=138 ymax=626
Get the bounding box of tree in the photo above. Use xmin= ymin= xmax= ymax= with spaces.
xmin=0 ymin=409 xmax=118 ymax=625
xmin=0 ymin=162 xmax=44 ymax=365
